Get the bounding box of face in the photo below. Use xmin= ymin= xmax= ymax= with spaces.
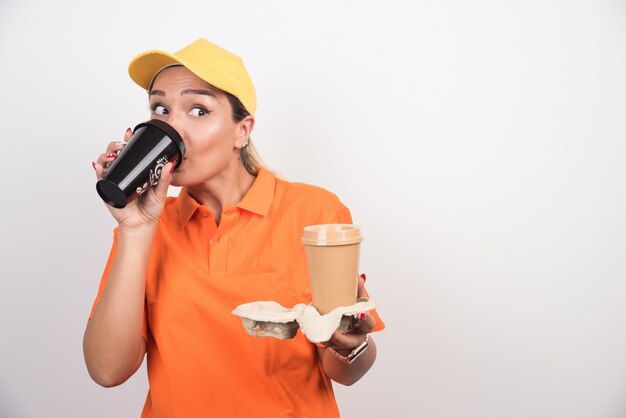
xmin=148 ymin=66 xmax=252 ymax=187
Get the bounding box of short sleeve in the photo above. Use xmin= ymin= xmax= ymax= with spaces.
xmin=360 ymin=285 xmax=385 ymax=333
xmin=88 ymin=228 xmax=149 ymax=342
xmin=331 ymin=205 xmax=353 ymax=224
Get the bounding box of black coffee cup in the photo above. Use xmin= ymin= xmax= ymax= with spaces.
xmin=96 ymin=120 xmax=185 ymax=208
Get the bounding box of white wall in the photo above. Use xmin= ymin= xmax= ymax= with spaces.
xmin=1 ymin=1 xmax=626 ymax=417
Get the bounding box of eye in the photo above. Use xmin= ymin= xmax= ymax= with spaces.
xmin=151 ymin=103 xmax=168 ymax=115
xmin=189 ymin=106 xmax=209 ymax=117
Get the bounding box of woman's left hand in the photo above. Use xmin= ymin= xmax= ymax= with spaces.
xmin=317 ymin=274 xmax=378 ymax=384
xmin=321 ymin=275 xmax=375 ymax=356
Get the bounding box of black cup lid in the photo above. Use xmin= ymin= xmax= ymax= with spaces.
xmin=133 ymin=119 xmax=186 ymax=160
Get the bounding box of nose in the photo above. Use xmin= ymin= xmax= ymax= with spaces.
xmin=154 ymin=113 xmax=185 ymax=141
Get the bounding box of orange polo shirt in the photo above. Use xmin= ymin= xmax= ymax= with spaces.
xmin=90 ymin=167 xmax=384 ymax=418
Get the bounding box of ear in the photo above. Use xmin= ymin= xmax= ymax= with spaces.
xmin=235 ymin=115 xmax=255 ymax=149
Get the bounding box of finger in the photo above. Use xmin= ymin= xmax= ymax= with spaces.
xmin=357 ymin=275 xmax=366 ymax=298
xmin=327 ymin=330 xmax=368 ymax=351
xmin=107 ymin=128 xmax=132 ymax=155
xmin=104 ymin=152 xmax=118 ymax=162
xmin=93 ymin=161 xmax=106 ymax=180
xmin=112 ymin=128 xmax=132 ymax=154
xmin=123 ymin=127 xmax=133 ymax=142
xmin=97 ymin=152 xmax=118 ymax=171
xmin=104 ymin=140 xmax=123 ymax=154
xmin=100 ymin=129 xmax=131 ymax=171
xmin=152 ymin=162 xmax=174 ymax=201
xmin=353 ymin=312 xmax=375 ymax=333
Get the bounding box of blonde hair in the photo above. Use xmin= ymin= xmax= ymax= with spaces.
xmin=239 ymin=141 xmax=263 ymax=176
xmin=223 ymin=91 xmax=264 ymax=176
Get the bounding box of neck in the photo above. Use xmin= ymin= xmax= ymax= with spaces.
xmin=187 ymin=164 xmax=256 ymax=225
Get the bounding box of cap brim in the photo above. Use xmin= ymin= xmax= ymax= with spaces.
xmin=128 ymin=49 xmax=187 ymax=91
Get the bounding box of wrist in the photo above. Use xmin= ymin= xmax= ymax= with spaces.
xmin=118 ymin=219 xmax=158 ymax=231
xmin=117 ymin=224 xmax=158 ymax=239
xmin=329 ymin=334 xmax=370 ymax=364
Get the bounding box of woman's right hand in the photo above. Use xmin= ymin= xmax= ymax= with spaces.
xmin=93 ymin=127 xmax=175 ymax=230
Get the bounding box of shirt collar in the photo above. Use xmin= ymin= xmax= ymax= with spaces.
xmin=236 ymin=167 xmax=276 ymax=216
xmin=176 ymin=167 xmax=276 ymax=228
xmin=177 ymin=186 xmax=201 ymax=228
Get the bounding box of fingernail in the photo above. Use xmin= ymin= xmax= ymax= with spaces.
xmin=106 ymin=153 xmax=117 ymax=158
xmin=91 ymin=161 xmax=96 ymax=171
xmin=358 ymin=312 xmax=367 ymax=320
xmin=126 ymin=127 xmax=132 ymax=135
xmin=360 ymin=273 xmax=367 ymax=282
xmin=170 ymin=164 xmax=176 ymax=174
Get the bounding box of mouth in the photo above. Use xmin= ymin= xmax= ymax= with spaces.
xmin=175 ymin=157 xmax=186 ymax=170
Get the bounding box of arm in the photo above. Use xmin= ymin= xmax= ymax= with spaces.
xmin=83 ymin=131 xmax=174 ymax=387
xmin=317 ymin=329 xmax=377 ymax=386
xmin=83 ymin=226 xmax=155 ymax=387
xmin=316 ymin=276 xmax=379 ymax=386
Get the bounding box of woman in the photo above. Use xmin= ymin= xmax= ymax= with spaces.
xmin=84 ymin=38 xmax=384 ymax=417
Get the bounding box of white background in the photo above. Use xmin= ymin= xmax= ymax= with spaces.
xmin=1 ymin=1 xmax=626 ymax=417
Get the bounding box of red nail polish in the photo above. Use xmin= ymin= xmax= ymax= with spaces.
xmin=358 ymin=313 xmax=367 ymax=320
xmin=360 ymin=273 xmax=367 ymax=282
xmin=92 ymin=161 xmax=96 ymax=171
xmin=106 ymin=153 xmax=117 ymax=158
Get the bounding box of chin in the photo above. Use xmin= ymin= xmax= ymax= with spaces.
xmin=169 ymin=171 xmax=181 ymax=187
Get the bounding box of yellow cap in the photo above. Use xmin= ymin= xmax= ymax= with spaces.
xmin=128 ymin=38 xmax=257 ymax=115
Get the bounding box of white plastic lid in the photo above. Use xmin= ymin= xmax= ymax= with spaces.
xmin=301 ymin=224 xmax=363 ymax=246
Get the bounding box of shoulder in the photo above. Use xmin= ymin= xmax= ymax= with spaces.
xmin=277 ymin=177 xmax=343 ymax=207
xmin=273 ymin=176 xmax=351 ymax=223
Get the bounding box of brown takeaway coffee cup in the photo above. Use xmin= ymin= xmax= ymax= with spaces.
xmin=301 ymin=224 xmax=363 ymax=315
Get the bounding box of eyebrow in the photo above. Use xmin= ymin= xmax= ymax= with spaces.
xmin=149 ymin=89 xmax=217 ymax=98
